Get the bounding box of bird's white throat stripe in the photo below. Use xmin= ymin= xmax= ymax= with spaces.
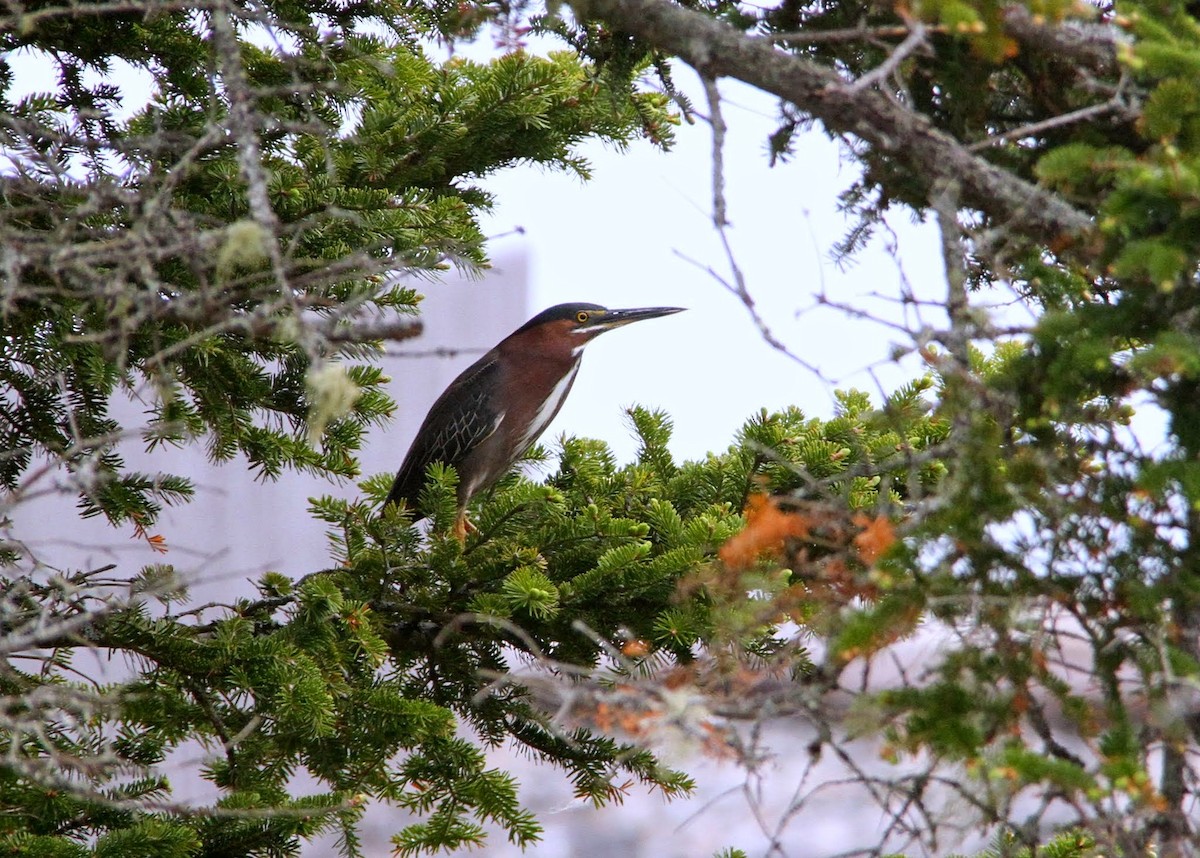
xmin=520 ymin=362 xmax=579 ymax=450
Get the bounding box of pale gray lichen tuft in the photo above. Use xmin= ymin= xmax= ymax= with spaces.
xmin=306 ymin=362 xmax=362 ymax=446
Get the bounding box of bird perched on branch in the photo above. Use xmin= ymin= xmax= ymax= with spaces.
xmin=384 ymin=302 xmax=684 ymax=540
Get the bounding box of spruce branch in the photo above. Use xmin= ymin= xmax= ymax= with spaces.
xmin=566 ymin=0 xmax=1095 ymax=240
xmin=208 ymin=2 xmax=295 ymax=328
xmin=1001 ymin=6 xmax=1121 ymax=77
xmin=756 ymin=25 xmax=933 ymax=45
xmin=968 ymin=73 xmax=1136 ymax=152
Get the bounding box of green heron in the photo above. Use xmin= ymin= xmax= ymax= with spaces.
xmin=385 ymin=302 xmax=684 ymax=539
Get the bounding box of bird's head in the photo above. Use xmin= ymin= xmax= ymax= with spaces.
xmin=512 ymin=303 xmax=685 ymax=352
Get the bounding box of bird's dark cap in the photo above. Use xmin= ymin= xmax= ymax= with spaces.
xmin=515 ymin=303 xmax=685 ymax=335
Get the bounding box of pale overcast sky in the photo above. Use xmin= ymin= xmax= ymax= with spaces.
xmin=477 ymin=70 xmax=948 ymax=464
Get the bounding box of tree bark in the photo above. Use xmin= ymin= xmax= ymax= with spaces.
xmin=569 ymin=0 xmax=1096 ymax=241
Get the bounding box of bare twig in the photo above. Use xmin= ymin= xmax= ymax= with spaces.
xmin=568 ymin=0 xmax=1095 ymax=239
xmin=968 ymin=77 xmax=1135 ymax=151
xmin=847 ymin=22 xmax=929 ymax=94
xmin=756 ymin=25 xmax=935 ymax=44
xmin=703 ymin=76 xmax=729 ymax=230
xmin=679 ymin=77 xmax=830 ymax=380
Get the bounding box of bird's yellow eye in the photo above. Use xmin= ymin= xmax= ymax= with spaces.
xmin=575 ymin=311 xmax=590 ymax=323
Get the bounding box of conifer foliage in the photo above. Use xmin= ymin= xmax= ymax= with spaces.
xmin=555 ymin=0 xmax=1200 ymax=852
xmin=9 ymin=0 xmax=1200 ymax=853
xmin=0 ymin=0 xmax=686 ymax=854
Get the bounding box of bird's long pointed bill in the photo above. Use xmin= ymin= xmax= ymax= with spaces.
xmin=598 ymin=306 xmax=686 ymax=329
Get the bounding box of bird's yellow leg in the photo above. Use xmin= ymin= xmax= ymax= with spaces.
xmin=452 ymin=512 xmax=478 ymax=543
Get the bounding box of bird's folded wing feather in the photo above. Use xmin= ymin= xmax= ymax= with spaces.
xmin=384 ymin=356 xmax=504 ymax=510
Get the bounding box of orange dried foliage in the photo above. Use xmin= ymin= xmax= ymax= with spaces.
xmin=131 ymin=514 xmax=169 ymax=554
xmin=852 ymin=513 xmax=896 ymax=565
xmin=1144 ymin=787 xmax=1169 ymax=813
xmin=698 ymin=721 xmax=739 ymax=759
xmin=617 ymin=709 xmax=654 ymax=736
xmin=593 ymin=702 xmax=613 ymax=733
xmin=662 ymin=665 xmax=694 ymax=690
xmin=622 ymin=639 xmax=650 ymax=658
xmin=1011 ymin=688 xmax=1031 ymax=715
xmin=719 ymin=494 xmax=813 ymax=570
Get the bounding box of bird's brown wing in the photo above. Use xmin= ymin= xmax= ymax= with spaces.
xmin=384 ymin=355 xmax=503 ymax=513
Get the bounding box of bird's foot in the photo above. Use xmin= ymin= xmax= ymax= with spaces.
xmin=452 ymin=513 xmax=478 ymax=543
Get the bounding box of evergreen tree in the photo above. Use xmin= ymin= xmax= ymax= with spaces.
xmin=0 ymin=1 xmax=689 ymax=853
xmin=553 ymin=0 xmax=1200 ymax=851
xmin=7 ymin=0 xmax=1200 ymax=853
